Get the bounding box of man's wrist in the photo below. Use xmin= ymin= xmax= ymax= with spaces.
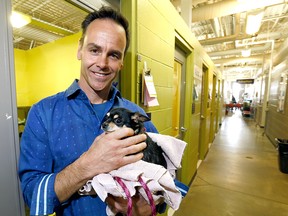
xmin=55 ymin=155 xmax=91 ymax=203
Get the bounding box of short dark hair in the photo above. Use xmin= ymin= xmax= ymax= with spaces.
xmin=80 ymin=6 xmax=130 ymax=54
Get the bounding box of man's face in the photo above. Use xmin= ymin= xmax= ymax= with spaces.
xmin=77 ymin=19 xmax=126 ymax=94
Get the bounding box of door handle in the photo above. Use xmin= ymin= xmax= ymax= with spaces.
xmin=201 ymin=115 xmax=205 ymax=119
xmin=180 ymin=127 xmax=187 ymax=132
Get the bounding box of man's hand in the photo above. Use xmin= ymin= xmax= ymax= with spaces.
xmin=81 ymin=128 xmax=147 ymax=177
xmin=55 ymin=128 xmax=147 ymax=203
xmin=106 ymin=193 xmax=152 ymax=216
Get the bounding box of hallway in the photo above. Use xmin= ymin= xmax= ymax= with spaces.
xmin=174 ymin=110 xmax=288 ymax=216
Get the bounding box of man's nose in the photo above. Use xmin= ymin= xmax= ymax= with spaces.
xmin=96 ymin=54 xmax=108 ymax=69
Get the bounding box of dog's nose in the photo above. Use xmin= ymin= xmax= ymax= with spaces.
xmin=101 ymin=122 xmax=108 ymax=131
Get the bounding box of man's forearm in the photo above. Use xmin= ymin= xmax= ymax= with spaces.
xmin=54 ymin=155 xmax=91 ymax=203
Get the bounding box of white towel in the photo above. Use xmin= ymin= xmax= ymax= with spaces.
xmin=79 ymin=133 xmax=187 ymax=215
xmin=146 ymin=132 xmax=187 ymax=178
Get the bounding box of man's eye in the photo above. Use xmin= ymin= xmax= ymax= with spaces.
xmin=90 ymin=48 xmax=100 ymax=54
xmin=109 ymin=50 xmax=123 ymax=60
xmin=110 ymin=53 xmax=120 ymax=60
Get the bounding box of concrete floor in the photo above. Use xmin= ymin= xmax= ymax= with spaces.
xmin=173 ymin=110 xmax=288 ymax=216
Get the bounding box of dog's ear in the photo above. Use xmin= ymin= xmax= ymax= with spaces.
xmin=131 ymin=112 xmax=150 ymax=123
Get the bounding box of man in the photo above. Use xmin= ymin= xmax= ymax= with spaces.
xmin=18 ymin=6 xmax=159 ymax=216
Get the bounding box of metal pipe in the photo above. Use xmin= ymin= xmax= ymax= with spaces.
xmin=192 ymin=0 xmax=287 ymax=22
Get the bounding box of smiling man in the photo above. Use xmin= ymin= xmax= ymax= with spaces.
xmin=77 ymin=18 xmax=126 ymax=104
xmin=18 ymin=6 xmax=159 ymax=216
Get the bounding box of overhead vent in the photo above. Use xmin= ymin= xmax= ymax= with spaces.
xmin=65 ymin=0 xmax=120 ymax=12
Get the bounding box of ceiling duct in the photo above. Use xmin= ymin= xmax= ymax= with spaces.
xmin=273 ymin=37 xmax=288 ymax=66
xmin=208 ymin=41 xmax=271 ymax=57
xmin=192 ymin=0 xmax=285 ymax=22
xmin=199 ymin=17 xmax=284 ymax=46
xmin=65 ymin=0 xmax=119 ymax=12
xmin=213 ymin=55 xmax=265 ymax=65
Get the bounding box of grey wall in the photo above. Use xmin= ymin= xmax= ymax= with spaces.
xmin=0 ymin=0 xmax=25 ymax=215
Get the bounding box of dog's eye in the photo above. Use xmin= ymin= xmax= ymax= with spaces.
xmin=114 ymin=117 xmax=123 ymax=125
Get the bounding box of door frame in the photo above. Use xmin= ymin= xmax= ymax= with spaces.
xmin=209 ymin=73 xmax=217 ymax=143
xmin=199 ymin=63 xmax=209 ymax=159
xmin=0 ymin=0 xmax=25 ymax=215
xmin=174 ymin=46 xmax=186 ymax=140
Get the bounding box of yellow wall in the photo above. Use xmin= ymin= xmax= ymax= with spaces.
xmin=15 ymin=49 xmax=29 ymax=106
xmin=15 ymin=33 xmax=81 ymax=106
xmin=135 ymin=0 xmax=221 ymax=184
xmin=136 ymin=0 xmax=175 ymax=135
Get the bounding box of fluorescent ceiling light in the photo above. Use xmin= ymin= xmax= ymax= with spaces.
xmin=246 ymin=11 xmax=264 ymax=35
xmin=241 ymin=49 xmax=251 ymax=57
xmin=10 ymin=11 xmax=31 ymax=28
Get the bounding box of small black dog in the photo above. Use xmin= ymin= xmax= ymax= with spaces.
xmin=101 ymin=107 xmax=167 ymax=168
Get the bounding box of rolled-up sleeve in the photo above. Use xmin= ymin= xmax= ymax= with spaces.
xmin=29 ymin=174 xmax=59 ymax=215
xmin=18 ymin=104 xmax=60 ymax=215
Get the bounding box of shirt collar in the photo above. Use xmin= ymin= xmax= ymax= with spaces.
xmin=65 ymin=79 xmax=81 ymax=98
xmin=65 ymin=79 xmax=122 ymax=101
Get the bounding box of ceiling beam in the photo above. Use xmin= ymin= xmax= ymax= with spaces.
xmin=192 ymin=0 xmax=286 ymax=22
xmin=30 ymin=17 xmax=75 ymax=36
xmin=208 ymin=41 xmax=271 ymax=57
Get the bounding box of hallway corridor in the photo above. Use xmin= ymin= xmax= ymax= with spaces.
xmin=174 ymin=110 xmax=288 ymax=216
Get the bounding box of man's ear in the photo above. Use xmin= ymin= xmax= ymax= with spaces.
xmin=131 ymin=112 xmax=150 ymax=123
xmin=77 ymin=41 xmax=83 ymax=60
xmin=120 ymin=62 xmax=124 ymax=70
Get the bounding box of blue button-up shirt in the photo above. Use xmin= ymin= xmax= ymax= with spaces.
xmin=18 ymin=80 xmax=158 ymax=215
